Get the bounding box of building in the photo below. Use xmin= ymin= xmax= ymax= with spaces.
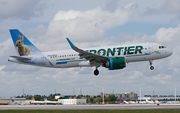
xmin=102 ymin=92 xmax=138 ymax=101
xmin=116 ymin=92 xmax=138 ymax=101
xmin=58 ymin=99 xmax=86 ymax=105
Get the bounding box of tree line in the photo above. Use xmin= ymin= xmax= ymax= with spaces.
xmin=15 ymin=94 xmax=118 ymax=103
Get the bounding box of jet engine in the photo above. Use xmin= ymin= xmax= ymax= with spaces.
xmin=103 ymin=57 xmax=126 ymax=70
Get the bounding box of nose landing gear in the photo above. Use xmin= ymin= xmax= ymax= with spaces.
xmin=149 ymin=60 xmax=154 ymax=70
xmin=150 ymin=66 xmax=154 ymax=70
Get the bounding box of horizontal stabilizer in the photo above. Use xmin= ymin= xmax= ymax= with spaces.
xmin=9 ymin=56 xmax=31 ymax=61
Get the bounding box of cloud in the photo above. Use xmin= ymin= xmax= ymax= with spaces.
xmin=40 ymin=6 xmax=133 ymax=48
xmin=143 ymin=0 xmax=180 ymax=23
xmin=152 ymin=74 xmax=172 ymax=84
xmin=144 ymin=0 xmax=180 ymax=15
xmin=0 ymin=0 xmax=47 ymax=20
xmin=1 ymin=1 xmax=180 ymax=97
xmin=162 ymin=0 xmax=180 ymax=14
xmin=1 ymin=24 xmax=179 ymax=96
xmin=0 ymin=39 xmax=15 ymax=65
xmin=153 ymin=26 xmax=180 ymax=46
xmin=104 ymin=0 xmax=120 ymax=12
xmin=124 ymin=2 xmax=138 ymax=10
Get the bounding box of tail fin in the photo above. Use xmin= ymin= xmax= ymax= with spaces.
xmin=9 ymin=29 xmax=41 ymax=56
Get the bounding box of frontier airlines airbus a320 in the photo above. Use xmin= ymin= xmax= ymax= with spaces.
xmin=8 ymin=29 xmax=172 ymax=76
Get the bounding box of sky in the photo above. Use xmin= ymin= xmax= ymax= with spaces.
xmin=0 ymin=0 xmax=180 ymax=97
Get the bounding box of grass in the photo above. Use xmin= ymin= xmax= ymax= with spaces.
xmin=0 ymin=110 xmax=180 ymax=113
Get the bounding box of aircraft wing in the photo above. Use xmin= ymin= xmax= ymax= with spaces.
xmin=66 ymin=38 xmax=109 ymax=64
xmin=9 ymin=56 xmax=31 ymax=61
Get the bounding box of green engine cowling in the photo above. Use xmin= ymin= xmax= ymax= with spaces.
xmin=103 ymin=57 xmax=126 ymax=70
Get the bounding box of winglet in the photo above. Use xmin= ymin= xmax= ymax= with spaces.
xmin=66 ymin=38 xmax=76 ymax=49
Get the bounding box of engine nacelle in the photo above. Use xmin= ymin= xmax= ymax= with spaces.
xmin=103 ymin=57 xmax=126 ymax=70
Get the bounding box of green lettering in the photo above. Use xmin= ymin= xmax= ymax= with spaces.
xmin=127 ymin=46 xmax=135 ymax=55
xmin=107 ymin=48 xmax=116 ymax=56
xmin=123 ymin=47 xmax=127 ymax=55
xmin=135 ymin=46 xmax=143 ymax=54
xmin=98 ymin=49 xmax=106 ymax=56
xmin=117 ymin=47 xmax=124 ymax=55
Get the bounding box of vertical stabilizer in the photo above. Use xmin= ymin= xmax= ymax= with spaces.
xmin=9 ymin=29 xmax=41 ymax=56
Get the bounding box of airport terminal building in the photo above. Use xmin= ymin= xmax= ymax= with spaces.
xmin=139 ymin=95 xmax=180 ymax=103
xmin=103 ymin=92 xmax=138 ymax=101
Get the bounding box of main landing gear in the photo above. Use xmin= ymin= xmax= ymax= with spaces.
xmin=149 ymin=60 xmax=154 ymax=70
xmin=94 ymin=67 xmax=99 ymax=76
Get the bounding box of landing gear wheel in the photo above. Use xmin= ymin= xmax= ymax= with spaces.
xmin=150 ymin=66 xmax=154 ymax=70
xmin=94 ymin=69 xmax=99 ymax=76
xmin=149 ymin=60 xmax=154 ymax=70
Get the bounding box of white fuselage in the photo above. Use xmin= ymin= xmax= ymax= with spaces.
xmin=36 ymin=42 xmax=171 ymax=68
xmin=8 ymin=42 xmax=172 ymax=68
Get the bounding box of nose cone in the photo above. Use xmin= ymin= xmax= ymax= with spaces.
xmin=166 ymin=49 xmax=173 ymax=57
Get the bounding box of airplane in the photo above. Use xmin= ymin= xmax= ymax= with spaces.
xmin=120 ymin=98 xmax=129 ymax=104
xmin=145 ymin=98 xmax=154 ymax=104
xmin=8 ymin=29 xmax=173 ymax=76
xmin=11 ymin=98 xmax=27 ymax=105
xmin=30 ymin=99 xmax=62 ymax=105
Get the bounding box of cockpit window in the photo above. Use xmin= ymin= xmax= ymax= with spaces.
xmin=159 ymin=46 xmax=166 ymax=49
